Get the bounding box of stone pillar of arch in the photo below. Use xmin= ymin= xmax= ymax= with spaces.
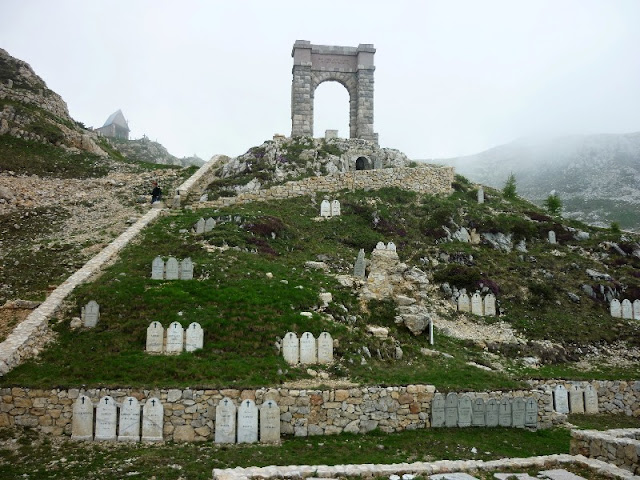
xmin=291 ymin=40 xmax=378 ymax=144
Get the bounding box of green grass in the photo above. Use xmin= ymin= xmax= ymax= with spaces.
xmin=568 ymin=413 xmax=640 ymax=430
xmin=0 ymin=425 xmax=572 ymax=480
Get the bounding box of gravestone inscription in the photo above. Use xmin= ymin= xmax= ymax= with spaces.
xmin=118 ymin=397 xmax=141 ymax=442
xmin=215 ymin=397 xmax=237 ymax=443
xmin=458 ymin=395 xmax=472 ymax=427
xmin=260 ymin=400 xmax=280 ymax=443
xmin=525 ymin=397 xmax=538 ymax=427
xmin=584 ymin=385 xmax=598 ymax=414
xmin=83 ymin=300 xmax=100 ymax=328
xmin=94 ymin=396 xmax=117 ymax=441
xmin=237 ymin=399 xmax=258 ymax=444
xmin=498 ymin=398 xmax=511 ymax=427
xmin=445 ymin=392 xmax=458 ymax=427
xmin=71 ymin=395 xmax=94 ymax=440
xmin=554 ymin=385 xmax=569 ymax=414
xmin=548 ymin=231 xmax=556 ymax=244
xmin=165 ymin=257 xmax=179 ymax=280
xmin=457 ymin=293 xmax=470 ymax=313
xmin=151 ymin=256 xmax=164 ymax=280
xmin=185 ymin=322 xmax=203 ymax=352
xmin=282 ymin=332 xmax=299 ymax=365
xmin=331 ymin=200 xmax=341 ymax=216
xmin=569 ymin=385 xmax=585 ymax=414
xmin=320 ymin=200 xmax=331 ymax=217
xmin=471 ymin=293 xmax=483 ymax=316
xmin=299 ymin=332 xmax=317 ymax=364
xmin=512 ymin=397 xmax=525 ymax=428
xmin=471 ymin=398 xmax=485 ymax=427
xmin=166 ymin=322 xmax=184 ymax=354
xmin=483 ymin=294 xmax=496 ymax=316
xmin=142 ymin=397 xmax=164 ymax=442
xmin=431 ymin=393 xmax=445 ymax=428
xmin=146 ymin=322 xmax=164 ymax=353
xmin=621 ymin=299 xmax=633 ymax=319
xmin=486 ymin=398 xmax=499 ymax=427
xmin=180 ymin=257 xmax=194 ymax=280
xmin=317 ymin=332 xmax=333 ymax=364
xmin=610 ymin=299 xmax=621 ymax=318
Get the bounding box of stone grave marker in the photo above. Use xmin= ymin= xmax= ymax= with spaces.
xmin=569 ymin=385 xmax=585 ymax=414
xmin=387 ymin=242 xmax=396 ymax=252
xmin=204 ymin=217 xmax=215 ymax=232
xmin=118 ymin=397 xmax=141 ymax=442
xmin=554 ymin=385 xmax=569 ymax=414
xmin=548 ymin=231 xmax=556 ymax=244
xmin=215 ymin=397 xmax=236 ymax=443
xmin=431 ymin=393 xmax=445 ymax=428
xmin=142 ymin=397 xmax=163 ymax=441
xmin=331 ymin=200 xmax=341 ymax=216
xmin=498 ymin=398 xmax=511 ymax=427
xmin=180 ymin=257 xmax=194 ymax=280
xmin=237 ymin=399 xmax=258 ymax=444
xmin=195 ymin=217 xmax=205 ymax=234
xmin=185 ymin=322 xmax=203 ymax=352
xmin=82 ymin=300 xmax=100 ymax=328
xmin=166 ymin=321 xmax=184 ymax=354
xmin=610 ymin=299 xmax=622 ymax=318
xmin=584 ymin=385 xmax=598 ymax=414
xmin=486 ymin=398 xmax=499 ymax=427
xmin=94 ymin=396 xmax=117 ymax=441
xmin=477 ymin=186 xmax=484 ymax=204
xmin=354 ymin=249 xmax=366 ymax=278
xmin=525 ymin=397 xmax=538 ymax=427
xmin=458 ymin=395 xmax=472 ymax=427
xmin=165 ymin=257 xmax=179 ymax=280
xmin=634 ymin=300 xmax=640 ymax=320
xmin=151 ymin=256 xmax=165 ymax=280
xmin=457 ymin=293 xmax=470 ymax=313
xmin=146 ymin=322 xmax=164 ymax=353
xmin=320 ymin=200 xmax=331 ymax=217
xmin=375 ymin=241 xmax=386 ymax=250
xmin=282 ymin=332 xmax=299 ymax=365
xmin=259 ymin=400 xmax=280 ymax=443
xmin=471 ymin=293 xmax=483 ymax=316
xmin=483 ymin=294 xmax=496 ymax=316
xmin=512 ymin=397 xmax=525 ymax=428
xmin=317 ymin=332 xmax=333 ymax=364
xmin=445 ymin=392 xmax=458 ymax=427
xmin=621 ymin=299 xmax=633 ymax=319
xmin=471 ymin=398 xmax=485 ymax=427
xmin=71 ymin=395 xmax=94 ymax=440
xmin=299 ymin=332 xmax=317 ymax=364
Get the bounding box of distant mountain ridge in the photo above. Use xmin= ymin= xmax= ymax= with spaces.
xmin=431 ymin=132 xmax=640 ymax=231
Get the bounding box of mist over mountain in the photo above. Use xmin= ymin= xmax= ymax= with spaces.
xmin=432 ymin=133 xmax=640 ymax=231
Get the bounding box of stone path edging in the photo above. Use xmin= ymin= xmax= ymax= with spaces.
xmin=211 ymin=454 xmax=636 ymax=480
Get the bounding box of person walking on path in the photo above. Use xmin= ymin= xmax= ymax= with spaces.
xmin=151 ymin=181 xmax=162 ymax=203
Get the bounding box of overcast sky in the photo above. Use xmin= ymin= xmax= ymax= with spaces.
xmin=2 ymin=0 xmax=639 ymax=160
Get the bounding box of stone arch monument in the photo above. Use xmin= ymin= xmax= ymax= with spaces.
xmin=291 ymin=40 xmax=378 ymax=144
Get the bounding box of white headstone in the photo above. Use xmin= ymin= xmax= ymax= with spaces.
xmin=554 ymin=385 xmax=569 ymax=414
xmin=142 ymin=397 xmax=163 ymax=441
xmin=621 ymin=299 xmax=633 ymax=319
xmin=330 ymin=200 xmax=341 ymax=216
xmin=387 ymin=242 xmax=396 ymax=252
xmin=165 ymin=257 xmax=179 ymax=280
xmin=584 ymin=385 xmax=598 ymax=414
xmin=237 ymin=399 xmax=258 ymax=444
xmin=471 ymin=293 xmax=483 ymax=316
xmin=375 ymin=241 xmax=386 ymax=250
xmin=512 ymin=397 xmax=526 ymax=428
xmin=195 ymin=218 xmax=205 ymax=234
xmin=94 ymin=396 xmax=117 ymax=441
xmin=486 ymin=398 xmax=499 ymax=427
xmin=548 ymin=231 xmax=556 ymax=244
xmin=569 ymin=385 xmax=585 ymax=414
xmin=185 ymin=322 xmax=203 ymax=352
xmin=445 ymin=392 xmax=458 ymax=427
xmin=457 ymin=293 xmax=470 ymax=313
xmin=320 ymin=200 xmax=331 ymax=218
xmin=146 ymin=322 xmax=164 ymax=353
xmin=525 ymin=397 xmax=538 ymax=427
xmin=471 ymin=398 xmax=485 ymax=427
xmin=282 ymin=332 xmax=299 ymax=365
xmin=498 ymin=398 xmax=511 ymax=427
xmin=483 ymin=294 xmax=496 ymax=316
xmin=610 ymin=299 xmax=621 ymax=318
xmin=259 ymin=400 xmax=280 ymax=443
xmin=204 ymin=217 xmax=215 ymax=232
xmin=151 ymin=256 xmax=165 ymax=280
xmin=71 ymin=395 xmax=94 ymax=440
xmin=477 ymin=186 xmax=484 ymax=204
xmin=317 ymin=332 xmax=333 ymax=364
xmin=431 ymin=393 xmax=445 ymax=428
xmin=118 ymin=396 xmax=141 ymax=442
xmin=458 ymin=395 xmax=472 ymax=427
xmin=354 ymin=249 xmax=366 ymax=278
xmin=83 ymin=300 xmax=100 ymax=328
xmin=634 ymin=300 xmax=640 ymax=320
xmin=166 ymin=321 xmax=184 ymax=354
xmin=180 ymin=257 xmax=193 ymax=280
xmin=299 ymin=332 xmax=317 ymax=364
xmin=215 ymin=397 xmax=236 ymax=443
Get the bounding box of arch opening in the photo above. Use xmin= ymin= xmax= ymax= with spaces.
xmin=356 ymin=156 xmax=372 ymax=170
xmin=312 ymin=81 xmax=351 ymax=139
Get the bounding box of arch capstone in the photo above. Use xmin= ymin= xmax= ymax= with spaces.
xmin=291 ymin=40 xmax=378 ymax=144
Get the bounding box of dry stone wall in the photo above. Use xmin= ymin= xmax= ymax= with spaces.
xmin=571 ymin=428 xmax=640 ymax=475
xmin=197 ymin=165 xmax=454 ymax=210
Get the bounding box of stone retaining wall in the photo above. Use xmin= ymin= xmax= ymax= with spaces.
xmin=196 ymin=165 xmax=454 ymax=210
xmin=571 ymin=428 xmax=640 ymax=475
xmin=0 ymin=385 xmax=554 ymax=442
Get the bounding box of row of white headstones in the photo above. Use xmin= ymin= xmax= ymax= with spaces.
xmin=282 ymin=332 xmax=333 ymax=365
xmin=431 ymin=393 xmax=538 ymax=428
xmin=151 ymin=257 xmax=194 ymax=280
xmin=71 ymin=395 xmax=163 ymax=442
xmin=193 ymin=217 xmax=216 ymax=234
xmin=319 ymin=199 xmax=341 ymax=217
xmin=609 ymin=299 xmax=640 ymax=320
xmin=215 ymin=397 xmax=281 ymax=444
xmin=457 ymin=292 xmax=496 ymax=316
xmin=552 ymin=384 xmax=599 ymax=414
xmin=146 ymin=321 xmax=203 ymax=354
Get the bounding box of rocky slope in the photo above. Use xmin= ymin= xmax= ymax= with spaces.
xmin=433 ymin=133 xmax=640 ymax=231
xmin=106 ymin=136 xmax=205 ymax=167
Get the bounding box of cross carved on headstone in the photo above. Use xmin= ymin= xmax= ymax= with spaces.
xmin=246 ymin=400 xmax=250 ymax=406
xmin=129 ymin=398 xmax=133 ymax=406
xmin=81 ymin=397 xmax=85 ymax=404
xmin=151 ymin=399 xmax=156 ymax=407
xmin=224 ymin=399 xmax=228 ymax=406
xmin=105 ymin=398 xmax=109 ymax=404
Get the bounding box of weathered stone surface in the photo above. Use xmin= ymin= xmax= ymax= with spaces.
xmin=195 ymin=218 xmax=205 ymax=234
xmin=354 ymin=249 xmax=366 ymax=278
xmin=320 ymin=200 xmax=331 ymax=217
xmin=610 ymin=299 xmax=621 ymax=318
xmin=82 ymin=300 xmax=100 ymax=328
xmin=483 ymin=294 xmax=496 ymax=316
xmin=215 ymin=397 xmax=236 ymax=443
xmin=142 ymin=397 xmax=163 ymax=442
xmin=331 ymin=200 xmax=341 ymax=216
xmin=165 ymin=257 xmax=179 ymax=280
xmin=237 ymin=399 xmax=258 ymax=444
xmin=260 ymin=400 xmax=280 ymax=443
xmin=621 ymin=299 xmax=633 ymax=319
xmin=471 ymin=398 xmax=485 ymax=427
xmin=180 ymin=257 xmax=194 ymax=280
xmin=299 ymin=332 xmax=316 ymax=364
xmin=94 ymin=396 xmax=117 ymax=441
xmin=548 ymin=231 xmax=556 ymax=244
xmin=71 ymin=395 xmax=93 ymax=440
xmin=283 ymin=332 xmax=299 ymax=365
xmin=457 ymin=294 xmax=470 ymax=313
xmin=317 ymin=332 xmax=333 ymax=364
xmin=166 ymin=322 xmax=184 ymax=354
xmin=512 ymin=397 xmax=525 ymax=428
xmin=445 ymin=393 xmax=458 ymax=427
xmin=470 ymin=293 xmax=483 ymax=316
xmin=634 ymin=300 xmax=640 ymax=320
xmin=458 ymin=395 xmax=472 ymax=427
xmin=146 ymin=322 xmax=164 ymax=353
xmin=498 ymin=398 xmax=511 ymax=427
xmin=118 ymin=396 xmax=141 ymax=442
xmin=477 ymin=186 xmax=484 ymax=204
xmin=151 ymin=256 xmax=164 ymax=280
xmin=185 ymin=322 xmax=203 ymax=352
xmin=524 ymin=397 xmax=538 ymax=428
xmin=569 ymin=385 xmax=585 ymax=414
xmin=431 ymin=393 xmax=445 ymax=428
xmin=554 ymin=385 xmax=569 ymax=414
xmin=584 ymin=385 xmax=598 ymax=414
xmin=486 ymin=398 xmax=499 ymax=427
